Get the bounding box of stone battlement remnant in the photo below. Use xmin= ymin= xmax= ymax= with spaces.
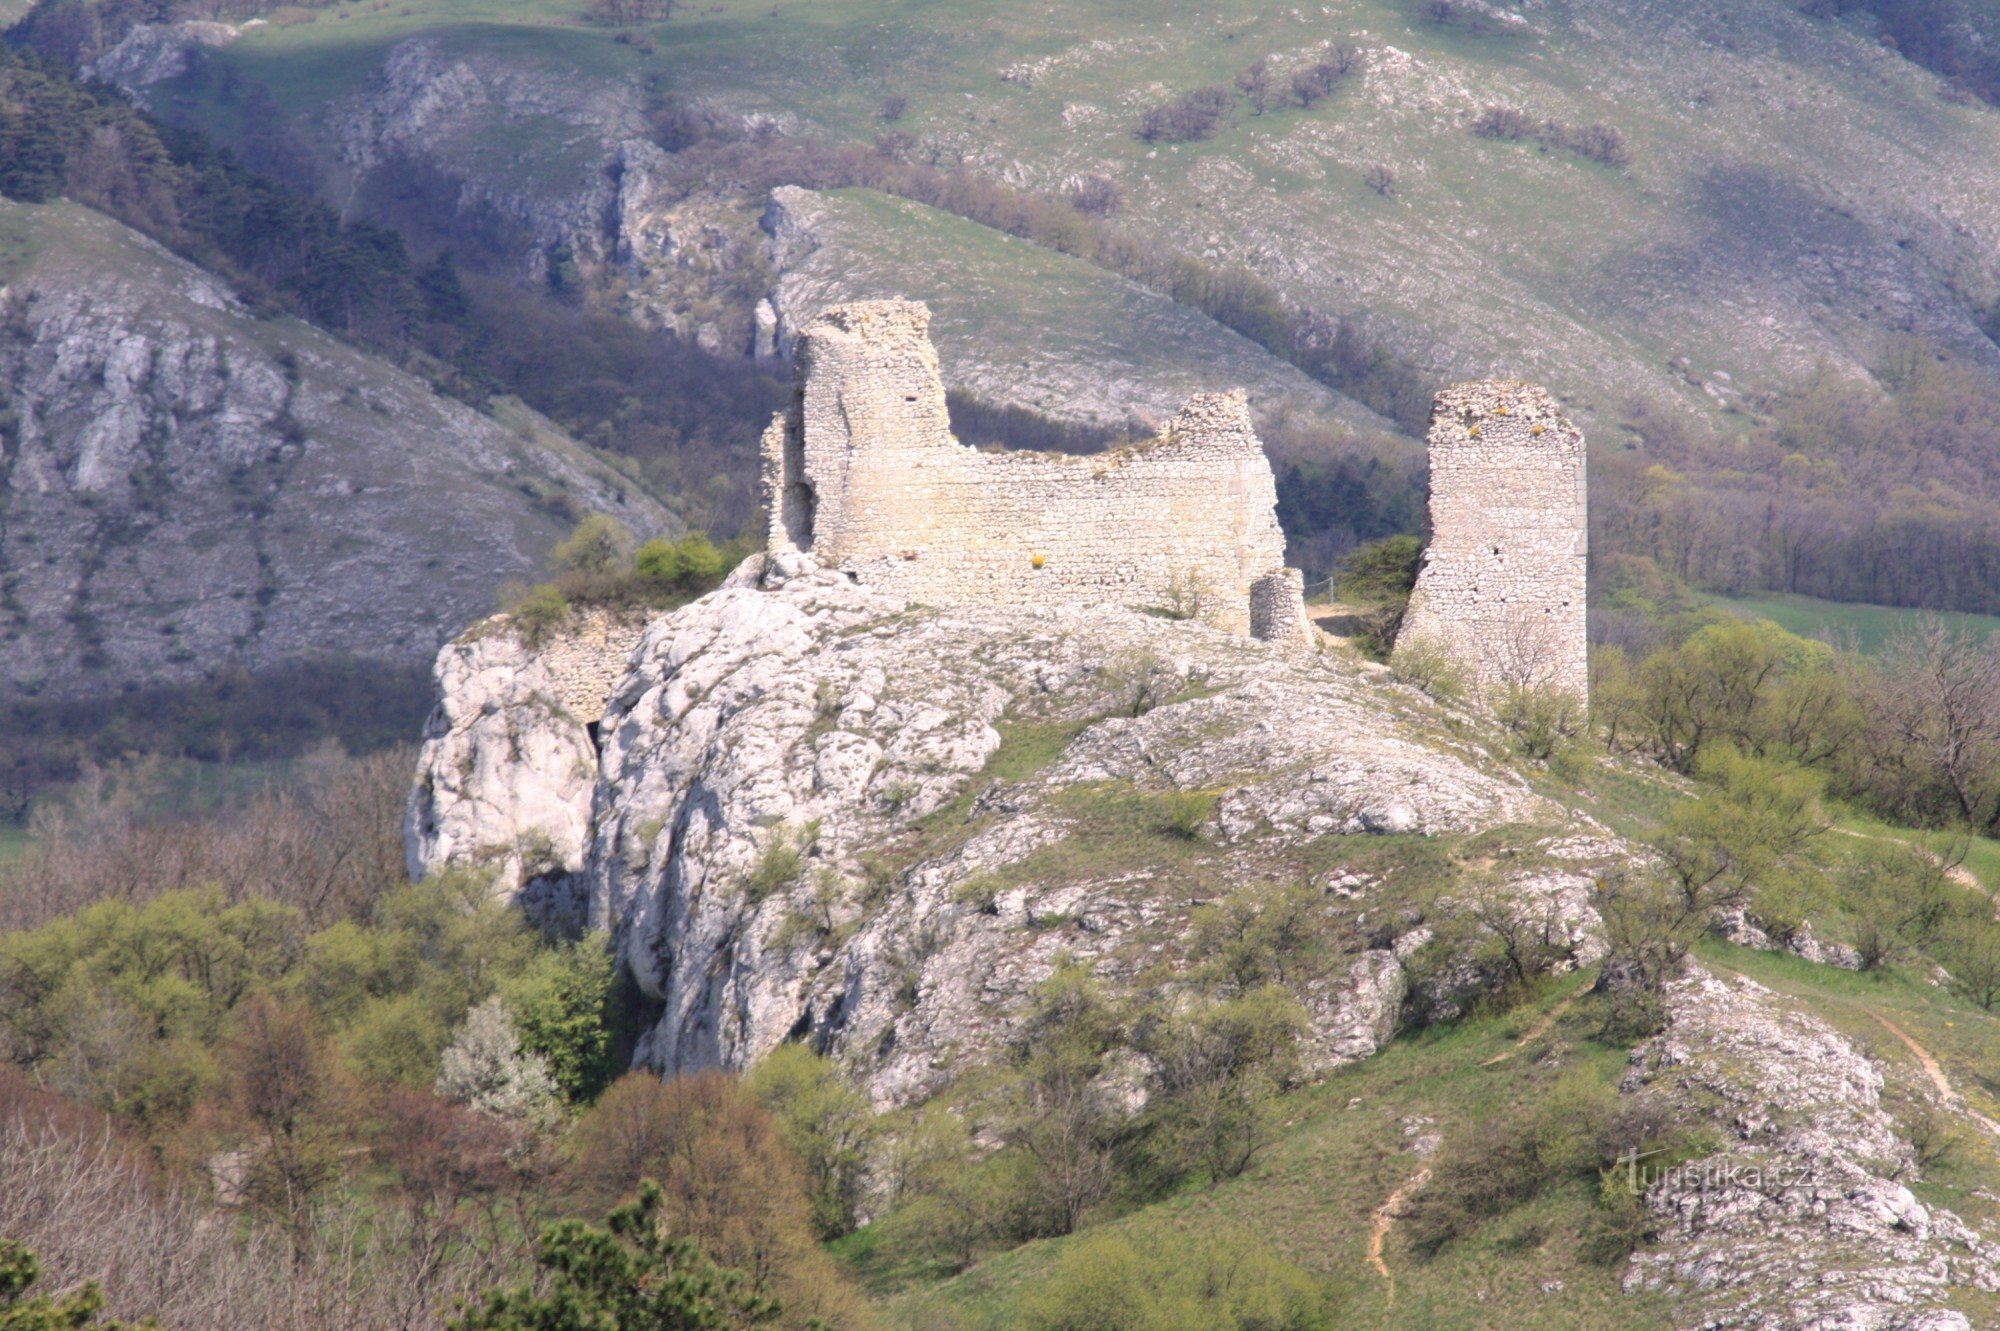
xmin=1396 ymin=381 xmax=1587 ymax=701
xmin=760 ymin=300 xmax=1304 ymax=638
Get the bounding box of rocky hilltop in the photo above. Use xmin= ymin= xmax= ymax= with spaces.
xmin=0 ymin=198 xmax=673 ymax=698
xmin=409 ymin=557 xmax=2000 ymax=1329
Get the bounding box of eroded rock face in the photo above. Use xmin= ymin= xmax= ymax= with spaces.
xmin=1625 ymin=967 xmax=2000 ymax=1330
xmin=418 ymin=558 xmax=1554 ymax=1106
xmin=405 ymin=614 xmax=645 ymax=922
xmin=0 ymin=200 xmax=670 ymax=699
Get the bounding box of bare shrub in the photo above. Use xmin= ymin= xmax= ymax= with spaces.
xmin=1137 ymin=87 xmax=1233 ymax=143
xmin=1290 ymin=61 xmax=1343 ymax=108
xmin=0 ymin=1110 xmax=521 ymax=1330
xmin=1472 ymin=104 xmax=1535 ymax=140
xmin=1067 ymin=172 xmax=1123 ymax=216
xmin=0 ymin=745 xmax=415 ymax=934
xmin=877 ymin=93 xmax=909 ymax=123
xmin=1364 ymin=163 xmax=1397 ymax=196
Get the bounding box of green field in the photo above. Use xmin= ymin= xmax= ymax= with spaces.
xmin=1719 ymin=591 xmax=2000 ymax=655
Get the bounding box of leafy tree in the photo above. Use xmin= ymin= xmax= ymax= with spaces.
xmin=745 ymin=1045 xmax=876 ymax=1240
xmin=1653 ymin=746 xmax=1826 ymax=928
xmin=0 ymin=1241 xmax=143 ymax=1331
xmin=454 ymin=1180 xmax=776 ymax=1331
xmin=552 ymin=516 xmax=639 ymax=578
xmin=1003 ymin=956 xmax=1122 ymax=1235
xmin=1335 ymin=534 xmax=1422 ymax=656
xmin=435 ymin=997 xmax=562 ymax=1126
xmin=506 ymin=938 xmax=623 ymax=1104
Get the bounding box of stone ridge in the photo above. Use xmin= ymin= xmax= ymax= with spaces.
xmin=1396 ymin=380 xmax=1588 ymax=701
xmin=761 ymin=299 xmax=1304 ymax=638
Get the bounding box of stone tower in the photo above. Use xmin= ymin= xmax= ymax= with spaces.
xmin=761 ymin=299 xmax=1307 ymax=640
xmin=1395 ymin=381 xmax=1587 ymax=701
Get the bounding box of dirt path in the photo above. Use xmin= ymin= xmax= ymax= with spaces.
xmin=1714 ymin=959 xmax=2000 ymax=1136
xmin=1480 ymin=995 xmax=1577 ymax=1067
xmin=1367 ymin=1167 xmax=1431 ymax=1306
xmin=1866 ymin=1012 xmax=2000 ymax=1136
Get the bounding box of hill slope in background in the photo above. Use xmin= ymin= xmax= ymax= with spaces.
xmin=108 ymin=0 xmax=2000 ymax=438
xmin=0 ymin=197 xmax=674 ymax=699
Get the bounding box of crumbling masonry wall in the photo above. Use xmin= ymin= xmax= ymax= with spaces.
xmin=1396 ymin=381 xmax=1587 ymax=700
xmin=761 ymin=300 xmax=1298 ymax=637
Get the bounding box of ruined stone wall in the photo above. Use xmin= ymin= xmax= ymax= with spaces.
xmin=535 ymin=610 xmax=648 ymax=725
xmin=1396 ymin=381 xmax=1587 ymax=701
xmin=761 ymin=301 xmax=1289 ymax=634
xmin=1250 ymin=568 xmax=1316 ymax=651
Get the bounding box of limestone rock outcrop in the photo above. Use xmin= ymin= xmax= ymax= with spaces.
xmin=1626 ymin=967 xmax=2000 ymax=1330
xmin=413 ymin=559 xmax=1558 ymax=1105
xmin=0 ymin=199 xmax=671 ymax=700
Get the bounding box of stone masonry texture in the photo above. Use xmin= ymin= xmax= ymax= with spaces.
xmin=760 ymin=300 xmax=1299 ymax=636
xmin=1397 ymin=381 xmax=1587 ymax=701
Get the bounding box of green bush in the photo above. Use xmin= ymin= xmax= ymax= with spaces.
xmin=635 ymin=532 xmax=729 ymax=587
xmin=504 ymin=936 xmax=622 ymax=1103
xmin=1018 ymin=1227 xmax=1334 ymax=1331
xmin=505 ymin=583 xmax=573 ymax=648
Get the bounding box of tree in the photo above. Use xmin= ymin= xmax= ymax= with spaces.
xmin=1868 ymin=619 xmax=2000 ymax=830
xmin=1364 ymin=163 xmax=1397 ymax=196
xmin=506 ymin=938 xmax=622 ymax=1103
xmin=435 ymin=997 xmax=562 ymax=1126
xmin=1235 ymin=58 xmax=1274 ymax=114
xmin=745 ymin=1046 xmax=876 ymax=1240
xmin=454 ymin=1181 xmax=776 ymax=1331
xmin=0 ymin=1241 xmax=142 ymax=1331
xmin=222 ymin=995 xmax=355 ymax=1234
xmin=1336 ymin=533 xmax=1423 ymax=656
xmin=1290 ymin=61 xmax=1341 ymax=108
xmin=552 ymin=515 xmax=638 ymax=577
xmin=1004 ymin=957 xmax=1122 ymax=1235
xmin=565 ymin=1073 xmax=867 ymax=1329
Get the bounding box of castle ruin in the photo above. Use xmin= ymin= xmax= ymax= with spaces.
xmin=760 ymin=300 xmax=1307 ymax=640
xmin=1396 ymin=381 xmax=1588 ymax=701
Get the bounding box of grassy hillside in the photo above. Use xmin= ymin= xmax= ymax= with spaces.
xmin=1719 ymin=591 xmax=2000 ymax=655
xmin=772 ymin=186 xmax=1398 ymax=433
xmin=151 ymin=0 xmax=2000 ymax=434
xmin=862 ymin=938 xmax=2000 ymax=1329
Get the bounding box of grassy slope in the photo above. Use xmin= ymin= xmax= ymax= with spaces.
xmin=777 ymin=186 xmax=1398 ymax=433
xmin=861 ymin=940 xmax=2000 ymax=1330
xmin=872 ymin=973 xmax=1680 ymax=1331
xmin=1719 ymin=590 xmax=2000 ymax=655
xmin=167 ymin=0 xmax=2000 ymax=445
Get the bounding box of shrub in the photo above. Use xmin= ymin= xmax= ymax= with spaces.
xmin=550 ymin=515 xmax=637 ymax=577
xmin=634 ymin=531 xmax=728 ymax=587
xmin=1153 ymin=789 xmax=1220 ymax=841
xmin=504 ymin=583 xmax=572 ymax=649
xmin=1390 ymin=634 xmax=1466 ymax=703
xmin=1496 ymin=683 xmax=1586 ymax=764
xmin=1138 ymin=87 xmax=1234 ymax=143
xmin=743 ymin=824 xmax=812 ymax=904
xmin=1018 ymin=1227 xmax=1332 ymax=1331
xmin=434 ymin=998 xmax=561 ymax=1126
